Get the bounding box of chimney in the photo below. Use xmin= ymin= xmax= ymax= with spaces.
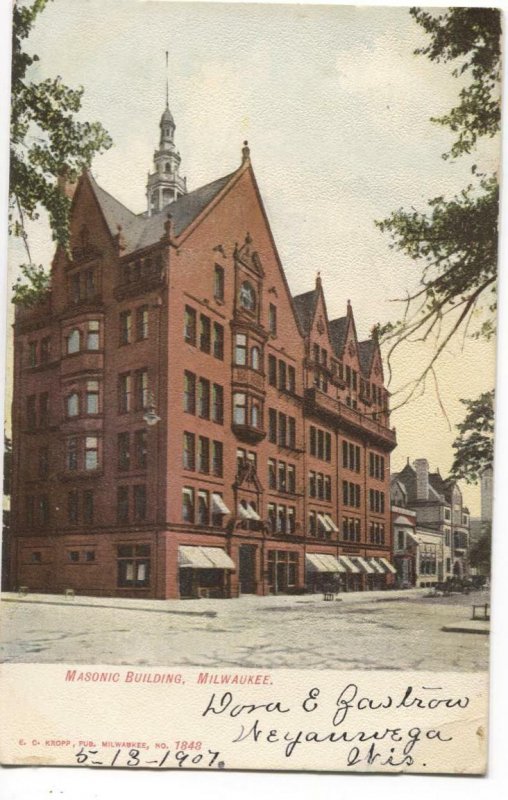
xmin=414 ymin=458 xmax=429 ymax=501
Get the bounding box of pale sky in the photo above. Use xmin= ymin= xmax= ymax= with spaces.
xmin=5 ymin=0 xmax=501 ymax=514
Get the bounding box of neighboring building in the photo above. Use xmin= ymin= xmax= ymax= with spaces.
xmin=391 ymin=505 xmax=447 ymax=589
xmin=391 ymin=459 xmax=470 ymax=584
xmin=9 ymin=100 xmax=397 ymax=599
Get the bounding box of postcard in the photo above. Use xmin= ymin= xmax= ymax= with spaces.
xmin=0 ymin=0 xmax=500 ymax=777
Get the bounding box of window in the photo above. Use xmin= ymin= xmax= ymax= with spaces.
xmin=197 ymin=378 xmax=210 ymax=419
xmin=67 ymin=392 xmax=79 ymax=418
xmin=183 ymin=432 xmax=195 ymax=470
xmin=85 ymin=550 xmax=95 ymax=562
xmin=278 ymin=461 xmax=287 ymax=492
xmin=288 ymin=417 xmax=296 ymax=450
xmin=288 ymin=366 xmax=296 ymax=394
xmin=136 ymin=307 xmax=149 ymax=340
xmin=118 ymin=373 xmax=132 ymax=413
xmin=83 ymin=490 xmax=94 ymax=524
xmin=135 ymin=369 xmax=149 ymax=410
xmin=68 ymin=491 xmax=79 ymax=523
xmin=30 ymin=551 xmax=41 ymax=564
xmin=67 ymin=437 xmax=78 ymax=471
xmin=278 ymin=361 xmax=287 ymax=392
xmin=251 ymin=346 xmax=261 ymax=371
xmin=213 ymin=323 xmax=224 ymax=359
xmin=212 ymin=441 xmax=223 ymax=477
xmin=118 ymin=433 xmax=130 ymax=471
xmin=67 ymin=329 xmax=80 ymax=354
xmin=343 ymin=482 xmax=361 ymax=508
xmin=117 ymin=487 xmax=129 ymax=523
xmin=134 ymin=429 xmax=147 ymax=469
xmin=198 ymin=436 xmax=210 ymax=473
xmin=85 ymin=437 xmax=98 ymax=471
xmin=199 ymin=315 xmax=211 ymax=353
xmin=133 ymin=485 xmax=147 ymax=521
xmin=317 ymin=473 xmax=324 ymax=500
xmin=236 ymin=448 xmax=246 ymax=474
xmin=182 ymin=487 xmax=194 ymax=522
xmin=268 ymin=459 xmax=277 ymax=489
xmin=117 ymin=544 xmax=150 ymax=587
xmin=211 ymin=383 xmax=224 ymax=424
xmin=369 ymin=489 xmax=385 ymax=514
xmin=269 ymin=303 xmax=277 ymax=335
xmin=269 ymin=408 xmax=277 ymax=443
xmin=40 ymin=337 xmax=50 ymax=363
xmin=309 ymin=511 xmax=317 ymax=537
xmin=87 ymin=321 xmax=100 ymax=350
xmin=184 ymin=305 xmax=197 ymax=345
xmin=288 ymin=464 xmax=296 ymax=494
xmin=197 ymin=490 xmax=209 ymax=526
xmin=39 ymin=393 xmax=49 ymax=427
xmin=278 ymin=413 xmax=287 ymax=447
xmin=251 ymin=400 xmax=261 ymax=428
xmin=28 ymin=341 xmax=37 ymax=367
xmin=369 ymin=452 xmax=385 ymax=480
xmin=310 ymin=426 xmax=316 ymax=456
xmin=343 ymin=441 xmax=361 ymax=472
xmin=38 ymin=446 xmax=49 ymax=478
xmin=86 ymin=381 xmax=99 ymax=414
xmin=268 ymin=355 xmax=277 ymax=386
xmin=233 ymin=393 xmax=246 ymax=425
xmin=239 ymin=281 xmax=256 ymax=311
xmin=234 ymin=334 xmax=247 ymax=365
xmin=183 ymin=371 xmax=196 ymax=414
xmin=68 ymin=550 xmax=80 ymax=562
xmin=120 ymin=310 xmax=132 ymax=345
xmin=214 ymin=265 xmax=225 ymax=301
xmin=39 ymin=495 xmax=50 ymax=525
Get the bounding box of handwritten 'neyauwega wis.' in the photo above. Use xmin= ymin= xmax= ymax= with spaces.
xmin=202 ymin=683 xmax=468 ymax=768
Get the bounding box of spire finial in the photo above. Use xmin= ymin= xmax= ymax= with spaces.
xmin=165 ymin=51 xmax=169 ymax=108
xmin=242 ymin=140 xmax=250 ymax=163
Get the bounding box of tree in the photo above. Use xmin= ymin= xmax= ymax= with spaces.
xmin=10 ymin=0 xmax=112 ymax=305
xmin=376 ymin=7 xmax=501 ymax=407
xmin=450 ymin=390 xmax=494 ymax=483
xmin=469 ymin=525 xmax=491 ymax=574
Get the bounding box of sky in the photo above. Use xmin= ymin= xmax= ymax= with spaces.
xmin=4 ymin=0 xmax=501 ymax=514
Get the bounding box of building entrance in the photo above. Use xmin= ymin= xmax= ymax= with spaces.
xmin=239 ymin=545 xmax=257 ymax=594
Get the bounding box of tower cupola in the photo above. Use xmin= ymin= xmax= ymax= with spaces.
xmin=146 ymin=55 xmax=187 ymax=215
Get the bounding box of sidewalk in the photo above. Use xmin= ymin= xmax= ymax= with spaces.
xmin=1 ymin=587 xmax=428 ymax=616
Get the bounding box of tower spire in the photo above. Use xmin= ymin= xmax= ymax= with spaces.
xmin=146 ymin=53 xmax=187 ymax=216
xmin=165 ymin=50 xmax=169 ymax=108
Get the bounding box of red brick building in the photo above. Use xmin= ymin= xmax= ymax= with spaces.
xmin=9 ymin=103 xmax=397 ymax=599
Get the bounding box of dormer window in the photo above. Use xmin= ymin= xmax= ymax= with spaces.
xmin=239 ymin=281 xmax=256 ymax=312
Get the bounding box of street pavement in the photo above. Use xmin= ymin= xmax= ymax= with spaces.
xmin=0 ymin=588 xmax=489 ymax=671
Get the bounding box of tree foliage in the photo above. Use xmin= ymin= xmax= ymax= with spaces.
xmin=376 ymin=7 xmax=501 ymax=405
xmin=450 ymin=391 xmax=494 ymax=483
xmin=469 ymin=525 xmax=491 ymax=573
xmin=10 ymin=0 xmax=112 ymax=305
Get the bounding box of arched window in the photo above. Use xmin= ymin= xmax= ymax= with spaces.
xmin=67 ymin=329 xmax=80 ymax=355
xmin=239 ymin=281 xmax=256 ymax=312
xmin=67 ymin=393 xmax=79 ymax=417
xmin=251 ymin=346 xmax=261 ymax=371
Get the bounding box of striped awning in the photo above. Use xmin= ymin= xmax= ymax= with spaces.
xmin=352 ymin=556 xmax=375 ymax=574
xmin=178 ymin=546 xmax=235 ymax=570
xmin=338 ymin=555 xmax=361 ymax=574
xmin=306 ymin=553 xmax=346 ymax=573
xmin=369 ymin=558 xmax=386 ymax=574
xmin=324 ymin=514 xmax=339 ymax=533
xmin=378 ymin=557 xmax=397 ymax=575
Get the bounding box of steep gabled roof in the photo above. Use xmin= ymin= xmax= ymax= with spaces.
xmin=292 ymin=289 xmax=317 ymax=335
xmin=358 ymin=339 xmax=376 ymax=376
xmin=87 ymin=169 xmax=237 ymax=255
xmin=328 ymin=316 xmax=348 ymax=357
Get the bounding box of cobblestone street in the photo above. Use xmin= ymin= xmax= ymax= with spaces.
xmin=0 ymin=589 xmax=489 ymax=671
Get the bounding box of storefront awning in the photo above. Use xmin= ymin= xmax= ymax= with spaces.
xmin=212 ymin=493 xmax=231 ymax=515
xmin=369 ymin=558 xmax=386 ymax=574
xmin=248 ymin=506 xmax=261 ymax=521
xmin=306 ymin=553 xmax=346 ymax=573
xmin=378 ymin=557 xmax=397 ymax=575
xmin=178 ymin=546 xmax=235 ymax=570
xmin=352 ymin=556 xmax=375 ymax=574
xmin=200 ymin=547 xmax=235 ymax=570
xmin=338 ymin=555 xmax=361 ymax=574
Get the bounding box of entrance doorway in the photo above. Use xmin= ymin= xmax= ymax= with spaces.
xmin=239 ymin=545 xmax=257 ymax=594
